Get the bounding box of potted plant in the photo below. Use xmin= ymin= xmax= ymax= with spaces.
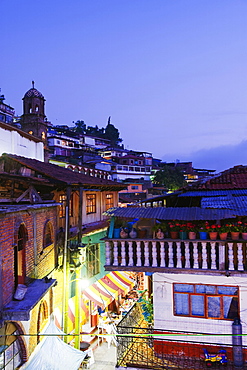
xmin=187 ymin=223 xmax=197 ymax=240
xmin=178 ymin=223 xmax=188 ymax=240
xmin=218 ymin=224 xmax=230 ymax=240
xmin=241 ymin=222 xmax=247 ymax=240
xmin=228 ymin=222 xmax=242 ymax=240
xmin=198 ymin=222 xmax=209 ymax=240
xmin=168 ymin=221 xmax=180 ymax=239
xmin=206 ymin=224 xmax=221 ymax=240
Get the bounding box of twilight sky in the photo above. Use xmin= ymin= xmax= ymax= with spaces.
xmin=2 ymin=0 xmax=247 ymax=173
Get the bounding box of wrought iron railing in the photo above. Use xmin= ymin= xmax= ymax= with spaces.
xmin=115 ymin=325 xmax=247 ymax=369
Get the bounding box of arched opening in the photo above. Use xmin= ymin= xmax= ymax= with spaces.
xmin=37 ymin=300 xmax=49 ymax=343
xmin=28 ymin=104 xmax=32 ymax=113
xmin=35 ymin=105 xmax=39 ymax=112
xmin=41 ymin=131 xmax=46 ymax=140
xmin=14 ymin=224 xmax=27 ymax=286
xmin=0 ymin=322 xmax=27 ymax=368
xmin=43 ymin=221 xmax=53 ymax=249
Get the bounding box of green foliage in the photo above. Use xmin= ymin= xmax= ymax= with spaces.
xmin=153 ymin=165 xmax=186 ymax=191
xmin=72 ymin=118 xmax=122 ymax=147
xmin=104 ymin=122 xmax=122 ymax=146
xmin=138 ymin=292 xmax=153 ymax=324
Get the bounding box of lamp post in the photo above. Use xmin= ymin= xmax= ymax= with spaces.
xmin=69 ymin=244 xmax=87 ymax=350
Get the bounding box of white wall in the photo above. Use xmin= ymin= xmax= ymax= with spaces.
xmin=153 ymin=272 xmax=247 ymax=346
xmin=0 ymin=126 xmax=44 ymax=161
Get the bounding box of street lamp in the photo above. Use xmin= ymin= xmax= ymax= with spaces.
xmin=68 ymin=243 xmax=87 ymax=350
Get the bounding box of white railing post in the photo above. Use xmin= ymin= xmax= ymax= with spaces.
xmin=128 ymin=241 xmax=134 ymax=266
xmin=184 ymin=242 xmax=190 ymax=269
xmin=211 ymin=242 xmax=217 ymax=270
xmin=168 ymin=242 xmax=174 ymax=268
xmin=201 ymin=242 xmax=207 ymax=269
xmin=144 ymin=241 xmax=149 ymax=266
xmin=192 ymin=241 xmax=199 ymax=269
xmin=237 ymin=243 xmax=244 ymax=271
xmin=228 ymin=242 xmax=234 ymax=271
xmin=160 ymin=241 xmax=166 ymax=267
xmin=153 ymin=241 xmax=158 ymax=267
xmin=136 ymin=241 xmax=142 ymax=267
xmin=218 ymin=242 xmax=225 ymax=270
xmin=105 ymin=240 xmax=111 ymax=265
xmin=113 ymin=241 xmax=119 ymax=266
xmin=120 ymin=240 xmax=126 ymax=267
xmin=176 ymin=242 xmax=182 ymax=268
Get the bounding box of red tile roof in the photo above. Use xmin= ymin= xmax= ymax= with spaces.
xmin=190 ymin=166 xmax=247 ymax=190
xmin=1 ymin=154 xmax=125 ymax=189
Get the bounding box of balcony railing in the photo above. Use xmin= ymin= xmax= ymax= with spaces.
xmin=105 ymin=238 xmax=247 ymax=273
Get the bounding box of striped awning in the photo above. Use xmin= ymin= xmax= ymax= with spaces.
xmin=83 ymin=281 xmax=115 ymax=309
xmin=82 ymin=272 xmax=135 ymax=308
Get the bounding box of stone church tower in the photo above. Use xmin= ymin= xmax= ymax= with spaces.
xmin=20 ymin=82 xmax=49 ymax=162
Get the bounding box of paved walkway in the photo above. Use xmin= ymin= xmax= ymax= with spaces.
xmin=90 ymin=342 xmax=117 ymax=370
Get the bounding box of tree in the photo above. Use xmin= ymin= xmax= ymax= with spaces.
xmin=153 ymin=165 xmax=186 ymax=191
xmin=104 ymin=122 xmax=122 ymax=146
xmin=74 ymin=120 xmax=86 ymax=133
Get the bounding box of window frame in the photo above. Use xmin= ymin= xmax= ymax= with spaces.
xmin=59 ymin=194 xmax=73 ymax=218
xmin=105 ymin=193 xmax=114 ymax=210
xmin=86 ymin=193 xmax=96 ymax=214
xmin=173 ymin=283 xmax=239 ymax=320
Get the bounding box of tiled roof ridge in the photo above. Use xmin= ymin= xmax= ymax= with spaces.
xmin=3 ymin=154 xmax=124 ymax=188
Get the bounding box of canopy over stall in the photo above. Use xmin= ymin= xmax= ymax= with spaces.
xmin=20 ymin=317 xmax=86 ymax=370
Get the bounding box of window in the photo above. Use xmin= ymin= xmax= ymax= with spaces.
xmin=129 ymin=166 xmax=134 ymax=171
xmin=86 ymin=194 xmax=96 ymax=214
xmin=87 ymin=244 xmax=100 ymax=277
xmin=28 ymin=130 xmax=33 ymax=135
xmin=173 ymin=284 xmax=239 ymax=320
xmin=35 ymin=105 xmax=39 ymax=112
xmin=41 ymin=131 xmax=46 ymax=140
xmin=0 ymin=324 xmax=23 ymax=369
xmin=106 ymin=193 xmax=114 ymax=210
xmin=59 ymin=194 xmax=73 ymax=217
xmin=131 ymin=185 xmax=138 ymax=190
xmin=43 ymin=222 xmax=53 ymax=248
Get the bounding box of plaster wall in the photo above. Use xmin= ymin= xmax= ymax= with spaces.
xmin=153 ymin=272 xmax=247 ymax=346
xmin=0 ymin=126 xmax=44 ymax=161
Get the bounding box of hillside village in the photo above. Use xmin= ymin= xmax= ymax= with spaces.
xmin=1 ymin=85 xmax=247 ymax=369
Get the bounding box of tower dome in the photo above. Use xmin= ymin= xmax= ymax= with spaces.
xmin=23 ymin=81 xmax=45 ymax=99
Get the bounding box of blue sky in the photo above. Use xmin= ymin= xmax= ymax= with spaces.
xmin=2 ymin=0 xmax=247 ymax=172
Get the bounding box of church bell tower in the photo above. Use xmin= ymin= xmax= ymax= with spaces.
xmin=21 ymin=82 xmax=49 ymax=161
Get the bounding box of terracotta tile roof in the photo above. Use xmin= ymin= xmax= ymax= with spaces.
xmin=188 ymin=166 xmax=247 ymax=190
xmin=1 ymin=154 xmax=125 ymax=189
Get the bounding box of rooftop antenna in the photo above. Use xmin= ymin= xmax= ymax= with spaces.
xmin=32 ymin=80 xmax=35 ymax=88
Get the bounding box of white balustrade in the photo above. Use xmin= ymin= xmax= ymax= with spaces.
xmin=192 ymin=242 xmax=199 ymax=269
xmin=113 ymin=241 xmax=119 ymax=266
xmin=184 ymin=242 xmax=190 ymax=269
xmin=120 ymin=240 xmax=126 ymax=267
xmin=144 ymin=241 xmax=149 ymax=266
xmin=176 ymin=242 xmax=182 ymax=268
xmin=237 ymin=243 xmax=244 ymax=271
xmin=211 ymin=242 xmax=217 ymax=270
xmin=106 ymin=239 xmax=246 ymax=273
xmin=168 ymin=242 xmax=174 ymax=268
xmin=201 ymin=242 xmax=207 ymax=269
xmin=105 ymin=240 xmax=111 ymax=265
xmin=160 ymin=241 xmax=166 ymax=267
xmin=228 ymin=243 xmax=234 ymax=271
xmin=136 ymin=241 xmax=142 ymax=267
